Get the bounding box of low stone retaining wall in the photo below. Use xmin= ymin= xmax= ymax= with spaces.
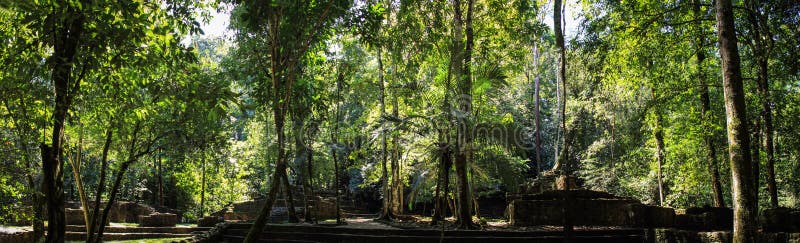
xmin=507 ymin=190 xmax=675 ymax=227
xmin=674 ymin=206 xmax=732 ymax=230
xmin=139 ymin=213 xmax=178 ymax=227
xmin=0 ymin=229 xmax=32 ymax=242
xmin=652 ymin=228 xmax=800 ymax=243
xmin=63 ymin=201 xmax=157 ymax=224
xmin=761 ymin=207 xmax=800 ymax=232
xmin=219 ymin=197 xmax=338 ymax=222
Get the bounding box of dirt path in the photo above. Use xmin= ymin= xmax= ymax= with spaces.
xmin=341 ymin=217 xmax=401 ymax=230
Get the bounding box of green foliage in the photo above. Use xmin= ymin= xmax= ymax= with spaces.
xmin=1 ymin=0 xmax=800 ymax=228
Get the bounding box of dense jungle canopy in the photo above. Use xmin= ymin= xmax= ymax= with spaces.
xmin=0 ymin=0 xmax=798 ymax=242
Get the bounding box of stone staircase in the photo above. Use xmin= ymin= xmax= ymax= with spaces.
xmin=217 ymin=223 xmax=646 ymax=243
xmin=62 ymin=225 xmax=211 ymax=241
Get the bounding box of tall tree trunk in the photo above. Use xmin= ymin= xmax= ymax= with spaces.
xmin=282 ymin=167 xmax=299 ymax=222
xmin=244 ymin=111 xmax=288 ymax=243
xmin=44 ymin=5 xmax=85 ymax=242
xmin=433 ymin=52 xmax=454 ymax=224
xmin=305 ymin=140 xmax=315 ymax=223
xmin=30 ymin=175 xmax=45 ymax=242
xmin=87 ymin=129 xmax=113 ymax=243
xmin=752 ymin=119 xmax=761 ymax=207
xmin=94 ymin=122 xmax=148 ymax=243
xmin=68 ymin=132 xmax=90 ymax=233
xmin=531 ymin=37 xmax=543 ymax=174
xmin=331 ymin=70 xmax=345 ymax=224
xmin=715 ymin=0 xmax=757 ymax=242
xmin=654 ymin=110 xmax=666 ymax=207
xmin=200 ymin=148 xmax=206 ymax=219
xmin=376 ymin=48 xmax=394 ymax=220
xmin=610 ymin=113 xmax=615 ymax=168
xmin=694 ymin=0 xmax=726 ymax=206
xmin=244 ymin=8 xmax=298 ymax=240
xmin=746 ymin=0 xmax=778 ymax=208
xmin=332 ymin=147 xmax=342 ymax=224
xmin=553 ymin=0 xmax=573 ymax=240
xmin=94 ymin=160 xmax=133 ymax=243
xmin=552 ymin=0 xmax=569 ymax=173
xmin=759 ymin=59 xmax=778 ymax=208
xmin=431 ymin=133 xmax=449 ymax=223
xmin=158 ymin=151 xmax=164 ymax=207
xmin=293 ymin=115 xmax=312 ymax=223
xmin=4 ymin=99 xmax=46 ymax=241
xmin=391 ymin=92 xmax=403 ymax=215
xmin=451 ymin=0 xmax=475 ymax=229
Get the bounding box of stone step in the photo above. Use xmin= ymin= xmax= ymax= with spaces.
xmin=342 ymin=213 xmax=378 ymax=218
xmin=64 ymin=232 xmax=194 ymax=241
xmin=218 ymin=223 xmax=645 ymax=243
xmin=222 ymin=232 xmax=644 ymax=243
xmin=64 ymin=225 xmax=211 ymax=234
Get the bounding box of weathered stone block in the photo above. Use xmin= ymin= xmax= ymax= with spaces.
xmin=675 ymin=206 xmax=732 ymax=230
xmin=313 ymin=197 xmax=338 ymax=220
xmin=62 ymin=201 xmax=157 ymax=224
xmin=508 ymin=197 xmax=638 ymax=226
xmin=762 ymin=207 xmax=800 ymax=232
xmin=508 ymin=189 xmax=675 ymax=227
xmin=197 ymin=216 xmax=223 ymax=227
xmin=555 ymin=175 xmax=578 ymax=190
xmin=628 ymin=204 xmax=675 ymax=227
xmin=138 ymin=213 xmax=177 ymax=227
xmin=66 ymin=208 xmax=87 ymax=225
xmin=0 ymin=229 xmax=32 ymax=242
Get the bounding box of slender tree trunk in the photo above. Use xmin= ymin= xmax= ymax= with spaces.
xmin=29 ymin=175 xmax=45 ymax=242
xmin=306 ymin=140 xmax=315 ymax=223
xmin=282 ymin=167 xmax=299 ymax=222
xmin=552 ymin=0 xmax=569 ymax=173
xmin=244 ymin=112 xmax=288 ymax=243
xmin=68 ymin=132 xmax=90 ymax=233
xmin=158 ymin=151 xmax=164 ymax=207
xmin=244 ymin=9 xmax=298 ymax=240
xmin=391 ymin=92 xmax=403 ymax=215
xmin=4 ymin=99 xmax=46 ymax=241
xmin=86 ymin=129 xmax=112 ymax=243
xmin=44 ymin=5 xmax=85 ymax=242
xmin=752 ymin=119 xmax=761 ymax=208
xmin=759 ymin=60 xmax=778 ymax=208
xmin=749 ymin=0 xmax=774 ymax=206
xmin=94 ymin=122 xmax=150 ymax=243
xmin=293 ymin=116 xmax=312 ymax=223
xmin=431 ymin=133 xmax=446 ymax=223
xmin=433 ymin=55 xmax=454 ymax=224
xmin=553 ymin=0 xmax=573 ymax=240
xmin=331 ymin=70 xmax=345 ymax=224
xmin=694 ymin=1 xmax=726 ymax=206
xmin=532 ymin=40 xmax=543 ymax=174
xmin=745 ymin=0 xmax=778 ymax=207
xmin=332 ymin=146 xmax=342 ymax=224
xmin=200 ymin=148 xmax=206 ymax=219
xmin=377 ymin=48 xmax=394 ymax=220
xmin=610 ymin=114 xmax=615 ymax=168
xmin=715 ymin=0 xmax=757 ymax=242
xmin=94 ymin=160 xmax=134 ymax=243
xmin=451 ymin=0 xmax=475 ymax=229
xmin=654 ymin=112 xmax=666 ymax=207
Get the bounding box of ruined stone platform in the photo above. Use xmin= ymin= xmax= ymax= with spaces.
xmin=61 ymin=225 xmax=210 ymax=241
xmin=214 ymin=197 xmax=339 ymax=222
xmin=217 ymin=222 xmax=647 ymax=243
xmin=507 ymin=189 xmax=675 ymax=227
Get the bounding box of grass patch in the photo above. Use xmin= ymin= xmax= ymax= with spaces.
xmin=110 ymin=222 xmax=139 ymax=227
xmin=67 ymin=238 xmax=188 ymax=243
